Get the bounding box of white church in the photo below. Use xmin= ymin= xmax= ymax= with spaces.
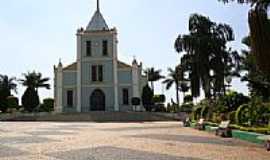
xmin=54 ymin=0 xmax=147 ymax=113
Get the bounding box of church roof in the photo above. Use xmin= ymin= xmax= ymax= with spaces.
xmin=86 ymin=1 xmax=109 ymax=31
xmin=118 ymin=61 xmax=132 ymax=69
xmin=63 ymin=62 xmax=77 ymax=71
xmin=63 ymin=61 xmax=131 ymax=71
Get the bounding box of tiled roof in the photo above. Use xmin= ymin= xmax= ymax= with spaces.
xmin=118 ymin=61 xmax=132 ymax=69
xmin=63 ymin=62 xmax=77 ymax=71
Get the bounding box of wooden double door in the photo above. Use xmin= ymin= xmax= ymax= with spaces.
xmin=90 ymin=89 xmax=105 ymax=111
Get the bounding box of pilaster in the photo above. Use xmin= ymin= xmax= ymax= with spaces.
xmin=76 ymin=31 xmax=83 ymax=112
xmin=112 ymin=29 xmax=119 ymax=111
xmin=55 ymin=63 xmax=63 ymax=113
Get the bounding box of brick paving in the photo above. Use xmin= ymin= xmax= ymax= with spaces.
xmin=0 ymin=122 xmax=269 ymax=160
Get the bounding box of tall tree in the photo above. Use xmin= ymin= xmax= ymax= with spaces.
xmin=0 ymin=75 xmax=17 ymax=112
xmin=239 ymin=36 xmax=270 ymax=100
xmin=20 ymin=71 xmax=50 ymax=112
xmin=163 ymin=66 xmax=185 ymax=106
xmin=219 ymin=0 xmax=270 ymax=75
xmin=144 ymin=67 xmax=164 ymax=94
xmin=175 ymin=14 xmax=236 ymax=99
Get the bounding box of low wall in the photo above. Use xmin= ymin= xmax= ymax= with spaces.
xmin=232 ymin=130 xmax=265 ymax=144
xmin=0 ymin=112 xmax=57 ymax=121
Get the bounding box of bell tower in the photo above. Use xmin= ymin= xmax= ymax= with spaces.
xmin=76 ymin=0 xmax=119 ymax=112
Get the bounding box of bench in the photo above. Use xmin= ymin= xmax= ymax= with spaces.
xmin=214 ymin=120 xmax=232 ymax=137
xmin=258 ymin=135 xmax=270 ymax=151
xmin=195 ymin=118 xmax=205 ymax=130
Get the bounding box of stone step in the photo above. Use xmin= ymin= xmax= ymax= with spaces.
xmin=2 ymin=112 xmax=182 ymax=122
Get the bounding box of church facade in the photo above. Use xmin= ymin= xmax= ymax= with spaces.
xmin=54 ymin=1 xmax=147 ymax=113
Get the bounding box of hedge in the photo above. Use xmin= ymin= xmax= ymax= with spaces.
xmin=235 ymin=104 xmax=249 ymax=125
xmin=196 ymin=121 xmax=270 ymax=135
xmin=6 ymin=96 xmax=19 ymax=110
xmin=39 ymin=98 xmax=54 ymax=112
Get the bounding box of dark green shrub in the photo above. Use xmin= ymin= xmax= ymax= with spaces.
xmin=141 ymin=85 xmax=154 ymax=112
xmin=180 ymin=103 xmax=193 ymax=113
xmin=153 ymin=104 xmax=166 ymax=112
xmin=167 ymin=103 xmax=179 ymax=113
xmin=166 ymin=103 xmax=172 ymax=113
xmin=255 ymin=103 xmax=270 ymax=125
xmin=204 ymin=121 xmax=218 ymax=127
xmin=235 ymin=104 xmax=250 ymax=125
xmin=39 ymin=98 xmax=54 ymax=112
xmin=230 ymin=124 xmax=241 ymax=130
xmin=229 ymin=111 xmax=236 ymax=124
xmin=230 ymin=125 xmax=270 ymax=134
xmin=22 ymin=87 xmax=40 ymax=112
xmin=193 ymin=107 xmax=202 ymax=120
xmin=184 ymin=95 xmax=193 ymax=103
xmin=211 ymin=113 xmax=222 ymax=123
xmin=6 ymin=96 xmax=19 ymax=110
xmin=153 ymin=95 xmax=166 ymax=104
xmin=215 ymin=103 xmax=227 ymax=114
xmin=0 ymin=88 xmax=10 ymax=113
xmin=218 ymin=91 xmax=250 ymax=112
xmin=131 ymin=97 xmax=141 ymax=106
xmin=200 ymin=106 xmax=209 ymax=119
xmin=239 ymin=127 xmax=270 ymax=134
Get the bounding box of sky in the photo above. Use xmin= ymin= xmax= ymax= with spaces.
xmin=0 ymin=0 xmax=250 ymax=104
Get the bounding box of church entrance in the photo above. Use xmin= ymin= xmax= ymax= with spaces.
xmin=90 ymin=89 xmax=105 ymax=111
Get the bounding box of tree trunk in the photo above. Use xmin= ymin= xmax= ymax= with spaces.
xmin=176 ymin=83 xmax=180 ymax=106
xmin=151 ymin=81 xmax=154 ymax=94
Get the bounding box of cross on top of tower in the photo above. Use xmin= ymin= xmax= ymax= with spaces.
xmin=97 ymin=0 xmax=100 ymax=12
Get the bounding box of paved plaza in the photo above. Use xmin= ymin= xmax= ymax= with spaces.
xmin=0 ymin=122 xmax=269 ymax=160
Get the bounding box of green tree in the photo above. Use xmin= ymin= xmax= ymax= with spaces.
xmin=239 ymin=36 xmax=270 ymax=100
xmin=142 ymin=84 xmax=154 ymax=112
xmin=22 ymin=87 xmax=39 ymax=112
xmin=163 ymin=66 xmax=184 ymax=106
xmin=20 ymin=72 xmax=50 ymax=112
xmin=0 ymin=75 xmax=17 ymax=113
xmin=179 ymin=82 xmax=189 ymax=97
xmin=175 ymin=14 xmax=237 ymax=99
xmin=218 ymin=91 xmax=250 ymax=113
xmin=219 ymin=0 xmax=270 ymax=75
xmin=144 ymin=67 xmax=164 ymax=94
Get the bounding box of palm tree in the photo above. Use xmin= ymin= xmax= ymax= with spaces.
xmin=174 ymin=14 xmax=235 ymax=99
xmin=20 ymin=71 xmax=50 ymax=112
xmin=20 ymin=71 xmax=50 ymax=93
xmin=0 ymin=75 xmax=17 ymax=95
xmin=163 ymin=66 xmax=184 ymax=106
xmin=144 ymin=67 xmax=164 ymax=94
xmin=0 ymin=75 xmax=17 ymax=112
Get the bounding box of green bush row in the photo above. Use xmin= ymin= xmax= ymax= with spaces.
xmin=0 ymin=97 xmax=54 ymax=113
xmin=204 ymin=122 xmax=270 ymax=134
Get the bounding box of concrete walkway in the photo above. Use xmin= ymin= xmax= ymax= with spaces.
xmin=0 ymin=122 xmax=269 ymax=160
